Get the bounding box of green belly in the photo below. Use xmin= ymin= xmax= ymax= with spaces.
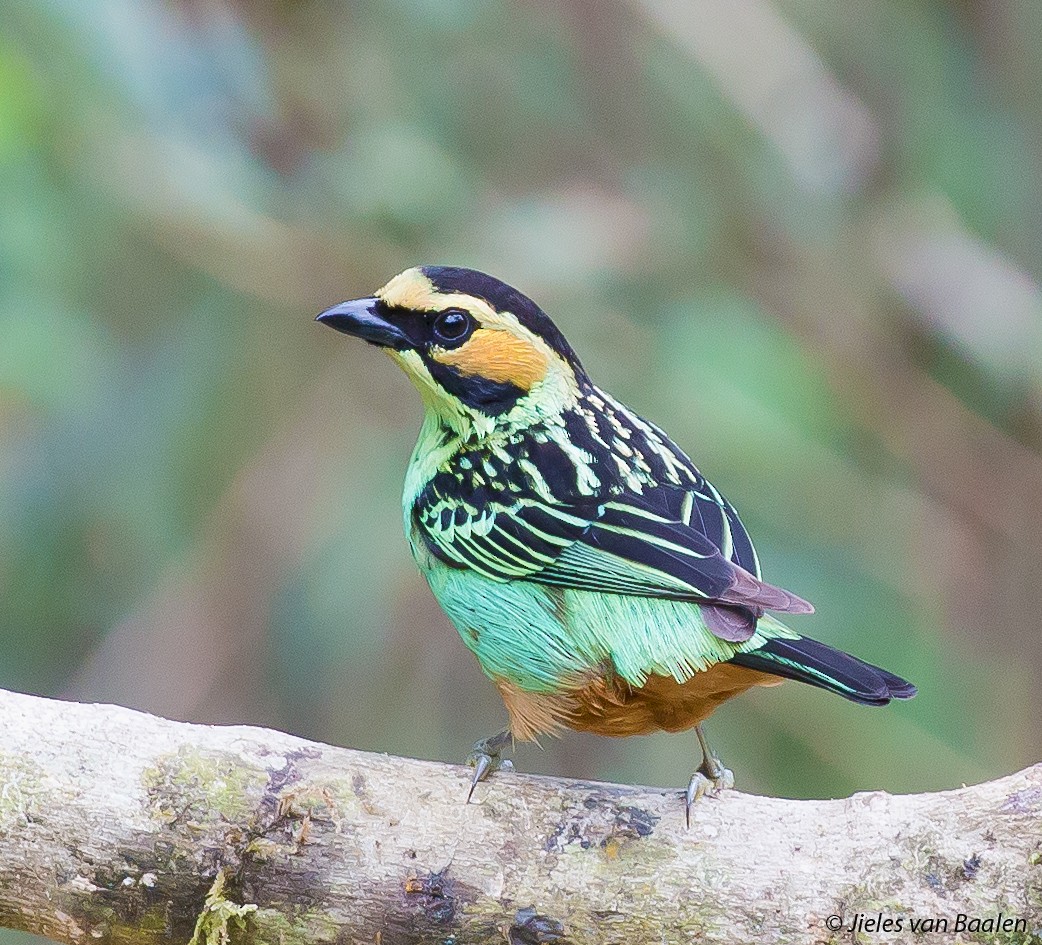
xmin=421 ymin=557 xmax=796 ymax=695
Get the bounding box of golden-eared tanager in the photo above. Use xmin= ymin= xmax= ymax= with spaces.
xmin=318 ymin=267 xmax=916 ymax=822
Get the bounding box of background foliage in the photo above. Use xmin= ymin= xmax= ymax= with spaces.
xmin=2 ymin=3 xmax=1041 ymax=936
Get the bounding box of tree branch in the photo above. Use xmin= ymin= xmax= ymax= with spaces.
xmin=0 ymin=688 xmax=1039 ymax=945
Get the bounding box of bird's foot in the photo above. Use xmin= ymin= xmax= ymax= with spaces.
xmin=684 ymin=756 xmax=734 ymax=827
xmin=464 ymin=730 xmax=514 ymax=803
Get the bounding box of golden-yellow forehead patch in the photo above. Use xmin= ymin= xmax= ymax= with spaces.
xmin=376 ymin=268 xmax=441 ymax=310
xmin=377 ymin=267 xmax=502 ymax=321
xmin=432 ymin=328 xmax=549 ymax=391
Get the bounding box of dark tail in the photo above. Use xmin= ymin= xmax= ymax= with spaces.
xmin=730 ymin=636 xmax=916 ymax=705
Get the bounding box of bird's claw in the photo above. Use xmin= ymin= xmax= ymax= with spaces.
xmin=464 ymin=731 xmax=513 ymax=803
xmin=684 ymin=762 xmax=734 ymax=827
xmin=465 ymin=751 xmax=494 ymax=802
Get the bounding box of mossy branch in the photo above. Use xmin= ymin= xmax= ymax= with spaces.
xmin=0 ymin=688 xmax=1040 ymax=945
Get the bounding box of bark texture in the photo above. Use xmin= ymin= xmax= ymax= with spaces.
xmin=0 ymin=687 xmax=1039 ymax=945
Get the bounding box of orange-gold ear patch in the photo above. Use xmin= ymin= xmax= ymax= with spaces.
xmin=432 ymin=328 xmax=550 ymax=391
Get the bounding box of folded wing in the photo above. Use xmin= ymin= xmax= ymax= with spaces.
xmin=414 ymin=480 xmax=812 ymax=637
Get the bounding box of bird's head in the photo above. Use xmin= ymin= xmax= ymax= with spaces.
xmin=318 ymin=266 xmax=585 ymax=437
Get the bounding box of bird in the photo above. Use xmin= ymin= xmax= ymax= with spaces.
xmin=317 ymin=266 xmax=916 ymax=823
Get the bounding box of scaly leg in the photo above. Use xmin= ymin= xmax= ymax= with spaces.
xmin=685 ymin=724 xmax=735 ymax=827
xmin=465 ymin=729 xmax=514 ymax=802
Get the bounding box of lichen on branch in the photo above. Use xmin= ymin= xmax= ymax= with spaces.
xmin=0 ymin=687 xmax=1039 ymax=945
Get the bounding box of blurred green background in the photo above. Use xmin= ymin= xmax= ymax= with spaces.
xmin=2 ymin=2 xmax=1042 ymax=934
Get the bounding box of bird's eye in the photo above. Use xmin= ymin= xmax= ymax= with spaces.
xmin=432 ymin=309 xmax=474 ymax=346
